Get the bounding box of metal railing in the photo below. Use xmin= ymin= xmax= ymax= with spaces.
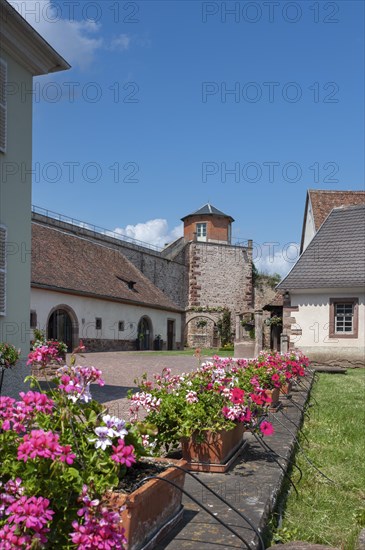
xmin=31 ymin=205 xmax=163 ymax=253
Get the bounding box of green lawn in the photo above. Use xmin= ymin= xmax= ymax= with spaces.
xmin=271 ymin=369 xmax=365 ymax=549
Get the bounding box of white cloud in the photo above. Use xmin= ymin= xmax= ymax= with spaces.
xmin=114 ymin=219 xmax=183 ymax=248
xmin=110 ymin=34 xmax=131 ymax=51
xmin=9 ymin=0 xmax=103 ymax=70
xmin=253 ymin=243 xmax=300 ymax=278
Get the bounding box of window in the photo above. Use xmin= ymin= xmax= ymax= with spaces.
xmin=118 ymin=321 xmax=125 ymax=332
xmin=0 ymin=225 xmax=6 ymax=316
xmin=329 ymin=298 xmax=358 ymax=338
xmin=0 ymin=59 xmax=7 ymax=153
xmin=95 ymin=317 xmax=102 ymax=330
xmin=30 ymin=311 xmax=37 ymax=329
xmin=196 ymin=222 xmax=207 ymax=242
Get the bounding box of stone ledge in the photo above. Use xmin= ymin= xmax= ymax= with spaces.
xmin=156 ymin=375 xmax=315 ymax=549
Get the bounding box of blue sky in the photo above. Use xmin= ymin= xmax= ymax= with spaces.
xmin=11 ymin=0 xmax=365 ymax=274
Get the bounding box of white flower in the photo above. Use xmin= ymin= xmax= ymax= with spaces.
xmin=92 ymin=426 xmax=113 ymax=450
xmin=186 ymin=391 xmax=199 ymax=404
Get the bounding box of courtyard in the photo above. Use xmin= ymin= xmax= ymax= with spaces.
xmin=74 ymin=350 xmax=211 ymax=418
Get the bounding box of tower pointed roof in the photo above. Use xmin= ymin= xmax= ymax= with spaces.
xmin=181 ymin=203 xmax=234 ymax=222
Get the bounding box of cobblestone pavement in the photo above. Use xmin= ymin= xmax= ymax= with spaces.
xmin=74 ymin=351 xmax=205 ymax=418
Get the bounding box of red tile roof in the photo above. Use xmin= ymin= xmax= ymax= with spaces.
xmin=309 ymin=189 xmax=365 ymax=230
xmin=31 ymin=223 xmax=182 ymax=312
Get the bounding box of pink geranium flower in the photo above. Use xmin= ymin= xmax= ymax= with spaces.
xmin=17 ymin=429 xmax=76 ymax=464
xmin=111 ymin=439 xmax=136 ymax=467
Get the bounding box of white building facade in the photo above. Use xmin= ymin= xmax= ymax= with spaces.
xmin=0 ymin=0 xmax=69 ymax=356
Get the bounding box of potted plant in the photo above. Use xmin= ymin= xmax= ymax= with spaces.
xmin=153 ymin=334 xmax=163 ymax=351
xmin=29 ymin=330 xmax=68 ymax=378
xmin=129 ymin=360 xmax=275 ymax=471
xmin=0 ymin=345 xmax=187 ymax=549
xmin=264 ymin=315 xmax=282 ymax=327
xmin=241 ymin=320 xmax=255 ymax=331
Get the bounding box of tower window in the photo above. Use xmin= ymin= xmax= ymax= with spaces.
xmin=196 ymin=223 xmax=207 ymax=241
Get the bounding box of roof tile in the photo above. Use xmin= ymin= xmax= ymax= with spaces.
xmin=31 ymin=223 xmax=182 ymax=312
xmin=278 ymin=204 xmax=365 ymax=290
xmin=181 ymin=203 xmax=234 ymax=221
xmin=309 ymin=189 xmax=365 ymax=230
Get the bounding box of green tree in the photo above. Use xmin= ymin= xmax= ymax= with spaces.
xmin=216 ymin=308 xmax=233 ymax=346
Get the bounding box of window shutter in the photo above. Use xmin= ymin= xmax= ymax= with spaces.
xmin=0 ymin=225 xmax=6 ymax=315
xmin=0 ymin=59 xmax=7 ymax=154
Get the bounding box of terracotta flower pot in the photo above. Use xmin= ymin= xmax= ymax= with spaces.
xmin=181 ymin=423 xmax=245 ymax=466
xmin=265 ymin=387 xmax=280 ymax=406
xmin=280 ymin=382 xmax=293 ymax=395
xmin=105 ymin=458 xmax=187 ymax=550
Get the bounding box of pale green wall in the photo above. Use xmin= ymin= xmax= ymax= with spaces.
xmin=0 ymin=52 xmax=33 ymax=357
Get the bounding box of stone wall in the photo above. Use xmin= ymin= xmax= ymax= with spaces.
xmin=82 ymin=338 xmax=137 ymax=352
xmin=120 ymin=243 xmax=189 ymax=310
xmin=185 ymin=314 xmax=220 ymax=348
xmin=254 ymin=282 xmax=277 ymax=311
xmin=186 ymin=242 xmax=252 ymax=347
xmin=187 ymin=242 xmax=252 ymax=312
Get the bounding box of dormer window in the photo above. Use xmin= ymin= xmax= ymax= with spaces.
xmin=116 ymin=275 xmax=137 ymax=291
xmin=196 ymin=223 xmax=207 ymax=242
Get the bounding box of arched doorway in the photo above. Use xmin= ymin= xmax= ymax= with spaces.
xmin=184 ymin=314 xmax=219 ymax=348
xmin=47 ymin=307 xmax=78 ymax=352
xmin=137 ymin=316 xmax=153 ymax=350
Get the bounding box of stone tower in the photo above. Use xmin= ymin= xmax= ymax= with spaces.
xmin=182 ymin=204 xmax=253 ymax=348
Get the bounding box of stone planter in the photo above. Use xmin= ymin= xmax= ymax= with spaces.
xmin=105 ymin=458 xmax=187 ymax=550
xmin=181 ymin=423 xmax=245 ymax=472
